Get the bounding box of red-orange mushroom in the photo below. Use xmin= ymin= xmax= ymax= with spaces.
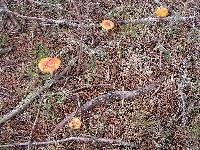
xmin=38 ymin=57 xmax=61 ymax=73
xmin=100 ymin=20 xmax=115 ymax=30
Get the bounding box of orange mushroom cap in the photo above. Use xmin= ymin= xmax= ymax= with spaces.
xmin=69 ymin=117 xmax=81 ymax=129
xmin=100 ymin=20 xmax=115 ymax=30
xmin=155 ymin=7 xmax=169 ymax=17
xmin=38 ymin=57 xmax=61 ymax=73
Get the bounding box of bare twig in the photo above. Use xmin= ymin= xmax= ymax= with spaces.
xmin=0 ymin=57 xmax=77 ymax=125
xmin=118 ymin=16 xmax=195 ymax=24
xmin=151 ymin=86 xmax=161 ymax=97
xmin=1 ymin=8 xmax=97 ymax=28
xmin=0 ymin=135 xmax=138 ymax=149
xmin=53 ymin=84 xmax=155 ymax=132
xmin=177 ymin=59 xmax=189 ymax=126
xmin=27 ymin=110 xmax=40 ymax=150
xmin=72 ymin=0 xmax=84 ymax=75
xmin=0 ymin=6 xmax=196 ymax=28
xmin=27 ymin=99 xmax=43 ymax=150
xmin=179 ymin=87 xmax=187 ymax=126
xmin=41 ymin=83 xmax=111 ymax=101
xmin=28 ymin=0 xmax=64 ymax=10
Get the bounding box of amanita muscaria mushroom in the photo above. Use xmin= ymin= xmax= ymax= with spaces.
xmin=69 ymin=117 xmax=81 ymax=129
xmin=38 ymin=57 xmax=61 ymax=73
xmin=100 ymin=20 xmax=115 ymax=30
xmin=155 ymin=7 xmax=169 ymax=17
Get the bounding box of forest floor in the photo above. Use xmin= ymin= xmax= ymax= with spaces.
xmin=0 ymin=0 xmax=200 ymax=150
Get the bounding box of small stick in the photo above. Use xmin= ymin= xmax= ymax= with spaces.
xmin=151 ymin=86 xmax=160 ymax=97
xmin=0 ymin=135 xmax=138 ymax=149
xmin=179 ymin=89 xmax=187 ymax=126
xmin=177 ymin=59 xmax=189 ymax=126
xmin=28 ymin=0 xmax=64 ymax=10
xmin=159 ymin=50 xmax=162 ymax=69
xmin=27 ymin=99 xmax=43 ymax=150
xmin=1 ymin=8 xmax=97 ymax=28
xmin=118 ymin=16 xmax=195 ymax=24
xmin=27 ymin=108 xmax=40 ymax=150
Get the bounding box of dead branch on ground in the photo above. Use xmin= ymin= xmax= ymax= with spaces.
xmin=0 ymin=135 xmax=138 ymax=149
xmin=53 ymin=84 xmax=155 ymax=132
xmin=0 ymin=57 xmax=77 ymax=125
xmin=28 ymin=0 xmax=64 ymax=10
xmin=0 ymin=7 xmax=96 ymax=28
xmin=118 ymin=16 xmax=195 ymax=24
xmin=0 ymin=7 xmax=196 ymax=28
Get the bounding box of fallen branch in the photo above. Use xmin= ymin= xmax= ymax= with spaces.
xmin=0 ymin=57 xmax=77 ymax=125
xmin=0 ymin=7 xmax=196 ymax=28
xmin=0 ymin=8 xmax=97 ymax=28
xmin=28 ymin=0 xmax=64 ymax=10
xmin=53 ymin=84 xmax=155 ymax=132
xmin=0 ymin=135 xmax=138 ymax=149
xmin=118 ymin=15 xmax=195 ymax=24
